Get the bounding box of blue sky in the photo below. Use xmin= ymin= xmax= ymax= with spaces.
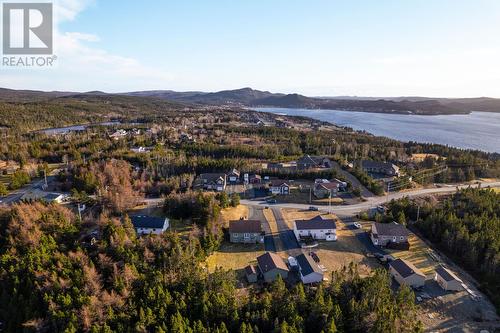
xmin=2 ymin=0 xmax=500 ymax=97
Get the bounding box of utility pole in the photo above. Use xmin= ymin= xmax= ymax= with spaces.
xmin=329 ymin=189 xmax=332 ymax=214
xmin=77 ymin=203 xmax=82 ymax=222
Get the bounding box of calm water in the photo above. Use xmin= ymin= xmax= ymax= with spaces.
xmin=254 ymin=108 xmax=500 ymax=153
xmin=38 ymin=121 xmax=123 ymax=135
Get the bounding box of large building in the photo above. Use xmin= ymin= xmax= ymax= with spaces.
xmin=229 ymin=220 xmax=264 ymax=244
xmin=293 ymin=215 xmax=337 ymax=241
xmin=296 ymin=253 xmax=324 ymax=284
xmin=358 ymin=160 xmax=400 ymax=177
xmin=257 ymin=252 xmax=289 ymax=283
xmin=297 ymin=155 xmax=333 ymax=170
xmin=131 ymin=215 xmax=169 ymax=235
xmin=370 ymin=222 xmax=410 ymax=249
xmin=434 ymin=266 xmax=464 ymax=291
xmin=389 ymin=259 xmax=425 ymax=288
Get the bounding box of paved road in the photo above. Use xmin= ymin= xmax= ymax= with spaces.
xmin=242 ymin=181 xmax=500 ymax=217
xmin=248 ymin=205 xmax=276 ymax=252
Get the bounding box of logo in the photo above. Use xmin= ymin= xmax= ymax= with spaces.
xmin=2 ymin=2 xmax=56 ymax=67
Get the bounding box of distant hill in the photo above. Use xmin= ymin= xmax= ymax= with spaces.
xmin=123 ymin=88 xmax=500 ymax=115
xmin=2 ymin=87 xmax=500 ymax=115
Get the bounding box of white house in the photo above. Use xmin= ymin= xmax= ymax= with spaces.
xmin=435 ymin=266 xmax=464 ymax=291
xmin=296 ymin=253 xmax=324 ymax=284
xmin=269 ymin=180 xmax=290 ymax=195
xmin=131 ymin=215 xmax=169 ymax=235
xmin=227 ymin=169 xmax=241 ymax=184
xmin=293 ymin=215 xmax=337 ymax=241
xmin=389 ymin=259 xmax=425 ymax=288
xmin=21 ymin=189 xmax=66 ymax=204
xmin=198 ymin=173 xmax=227 ymax=192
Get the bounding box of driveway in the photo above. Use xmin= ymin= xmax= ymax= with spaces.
xmin=331 ymin=161 xmax=374 ymax=198
xmin=248 ymin=205 xmax=276 ymax=252
xmin=338 ymin=215 xmax=386 ymax=256
xmin=271 ymin=207 xmax=300 ymax=251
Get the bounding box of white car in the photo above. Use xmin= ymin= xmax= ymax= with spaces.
xmin=353 ymin=222 xmax=362 ymax=229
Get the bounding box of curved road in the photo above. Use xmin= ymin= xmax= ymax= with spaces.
xmin=241 ymin=181 xmax=500 ymax=217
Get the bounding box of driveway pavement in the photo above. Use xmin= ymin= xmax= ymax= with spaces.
xmin=248 ymin=205 xmax=276 ymax=252
xmin=271 ymin=207 xmax=300 ymax=251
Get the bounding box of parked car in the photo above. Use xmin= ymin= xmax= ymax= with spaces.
xmin=266 ymin=199 xmax=277 ymax=204
xmin=353 ymin=222 xmax=362 ymax=229
xmin=308 ymin=206 xmax=319 ymax=211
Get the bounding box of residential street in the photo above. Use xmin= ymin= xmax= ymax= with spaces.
xmin=242 ymin=181 xmax=500 ymax=217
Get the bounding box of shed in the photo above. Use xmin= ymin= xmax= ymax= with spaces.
xmin=435 ymin=266 xmax=463 ymax=291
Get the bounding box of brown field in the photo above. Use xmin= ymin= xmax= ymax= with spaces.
xmin=387 ymin=233 xmax=439 ymax=276
xmin=220 ymin=205 xmax=249 ymax=226
xmin=206 ymin=242 xmax=264 ymax=274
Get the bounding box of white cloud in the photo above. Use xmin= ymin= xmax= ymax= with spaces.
xmin=0 ymin=0 xmax=174 ymax=92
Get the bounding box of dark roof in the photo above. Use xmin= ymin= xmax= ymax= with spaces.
xmin=130 ymin=215 xmax=168 ymax=229
xmin=270 ymin=179 xmax=289 ymax=187
xmin=360 ymin=160 xmax=398 ymax=171
xmin=297 ymin=155 xmax=330 ymax=166
xmin=314 ymin=182 xmax=339 ymax=190
xmin=245 ymin=265 xmax=257 ymax=276
xmin=257 ymin=252 xmax=289 ymax=273
xmin=373 ymin=222 xmax=409 ymax=237
xmin=435 ymin=266 xmax=462 ymax=282
xmin=229 ymin=220 xmax=262 ymax=234
xmin=199 ymin=173 xmax=226 ymax=183
xmin=389 ymin=259 xmax=424 ymax=278
xmin=295 ymin=215 xmax=336 ymax=230
xmin=296 ymin=253 xmax=323 ymax=276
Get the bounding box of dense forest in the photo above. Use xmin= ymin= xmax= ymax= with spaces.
xmin=0 ymin=201 xmax=424 ymax=332
xmin=385 ymin=188 xmax=500 ymax=310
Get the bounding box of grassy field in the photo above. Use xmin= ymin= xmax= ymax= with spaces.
xmin=274 ymin=190 xmax=343 ymax=205
xmin=206 ymin=242 xmax=264 ymax=274
xmin=220 ymin=205 xmax=249 ymax=226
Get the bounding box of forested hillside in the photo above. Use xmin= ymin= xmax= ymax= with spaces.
xmin=0 ymin=202 xmax=423 ymax=332
xmin=386 ymin=189 xmax=500 ymax=310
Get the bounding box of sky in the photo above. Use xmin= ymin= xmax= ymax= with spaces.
xmin=1 ymin=0 xmax=500 ymax=97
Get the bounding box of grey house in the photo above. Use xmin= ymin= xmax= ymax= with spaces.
xmin=297 ymin=155 xmax=333 ymax=170
xmin=389 ymin=259 xmax=425 ymax=288
xmin=245 ymin=265 xmax=259 ymax=283
xmin=358 ymin=160 xmax=400 ymax=177
xmin=229 ymin=220 xmax=264 ymax=243
xmin=257 ymin=252 xmax=289 ymax=283
xmin=198 ymin=173 xmax=227 ymax=192
xmin=371 ymin=222 xmax=410 ymax=249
